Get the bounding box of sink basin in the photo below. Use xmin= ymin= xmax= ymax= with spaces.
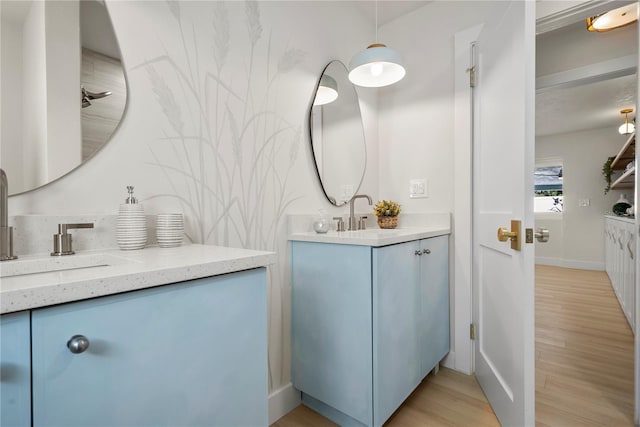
xmin=0 ymin=253 xmax=132 ymax=278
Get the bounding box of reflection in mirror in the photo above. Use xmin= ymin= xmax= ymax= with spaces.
xmin=0 ymin=0 xmax=127 ymax=195
xmin=309 ymin=61 xmax=366 ymax=206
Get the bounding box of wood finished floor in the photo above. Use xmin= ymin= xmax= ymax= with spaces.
xmin=274 ymin=265 xmax=634 ymax=426
xmin=535 ymin=265 xmax=634 ymax=427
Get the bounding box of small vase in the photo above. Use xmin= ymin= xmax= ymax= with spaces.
xmin=377 ymin=216 xmax=398 ymax=229
xmin=313 ymin=210 xmax=330 ymax=233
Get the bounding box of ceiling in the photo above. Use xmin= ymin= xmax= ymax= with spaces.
xmin=536 ymin=17 xmax=638 ymax=137
xmin=353 ymin=1 xmax=429 ymax=27
xmin=536 ymin=74 xmax=636 ymax=137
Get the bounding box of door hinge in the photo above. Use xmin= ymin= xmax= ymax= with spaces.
xmin=470 ymin=323 xmax=476 ymax=340
xmin=467 ymin=66 xmax=476 ymax=88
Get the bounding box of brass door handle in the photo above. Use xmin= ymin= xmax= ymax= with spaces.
xmin=497 ymin=220 xmax=521 ymax=251
xmin=497 ymin=228 xmax=517 ymax=241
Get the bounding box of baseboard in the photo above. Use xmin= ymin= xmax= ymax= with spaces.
xmin=441 ymin=350 xmax=455 ymax=370
xmin=536 ymin=257 xmax=604 ymax=271
xmin=268 ymin=382 xmax=301 ymax=424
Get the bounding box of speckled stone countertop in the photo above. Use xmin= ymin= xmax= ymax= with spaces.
xmin=0 ymin=244 xmax=276 ymax=314
xmin=289 ymin=226 xmax=450 ymax=247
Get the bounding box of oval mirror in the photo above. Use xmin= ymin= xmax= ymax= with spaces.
xmin=0 ymin=0 xmax=127 ymax=195
xmin=309 ymin=60 xmax=366 ymax=206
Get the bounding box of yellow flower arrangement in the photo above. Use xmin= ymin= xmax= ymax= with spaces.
xmin=373 ymin=200 xmax=401 ymax=217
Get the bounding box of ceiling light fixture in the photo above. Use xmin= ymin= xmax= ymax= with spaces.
xmin=618 ymin=108 xmax=635 ymax=135
xmin=348 ymin=0 xmax=406 ymax=88
xmin=587 ymin=3 xmax=638 ymax=32
xmin=313 ymin=74 xmax=338 ymax=106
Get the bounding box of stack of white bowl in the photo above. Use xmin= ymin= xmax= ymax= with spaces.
xmin=156 ymin=213 xmax=184 ymax=248
xmin=117 ymin=205 xmax=147 ymax=250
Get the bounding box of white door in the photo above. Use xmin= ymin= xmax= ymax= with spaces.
xmin=472 ymin=1 xmax=536 ymax=426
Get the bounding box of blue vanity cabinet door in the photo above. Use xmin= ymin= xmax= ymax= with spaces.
xmin=31 ymin=268 xmax=268 ymax=427
xmin=372 ymin=240 xmax=422 ymax=426
xmin=291 ymin=241 xmax=373 ymax=426
xmin=419 ymin=236 xmax=450 ymax=377
xmin=0 ymin=311 xmax=31 ymax=427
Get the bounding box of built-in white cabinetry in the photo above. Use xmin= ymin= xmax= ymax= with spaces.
xmin=605 ymin=216 xmax=635 ymax=333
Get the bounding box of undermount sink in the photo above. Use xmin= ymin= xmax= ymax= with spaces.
xmin=0 ymin=253 xmax=133 ymax=278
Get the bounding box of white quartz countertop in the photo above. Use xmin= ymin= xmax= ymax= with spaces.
xmin=0 ymin=244 xmax=276 ymax=314
xmin=289 ymin=226 xmax=450 ymax=247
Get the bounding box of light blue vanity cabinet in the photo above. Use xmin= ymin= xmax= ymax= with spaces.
xmin=291 ymin=235 xmax=449 ymax=427
xmin=29 ymin=268 xmax=267 ymax=427
xmin=1 ymin=311 xmax=31 ymax=427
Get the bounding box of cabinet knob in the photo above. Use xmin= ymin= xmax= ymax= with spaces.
xmin=414 ymin=250 xmax=422 ymax=256
xmin=67 ymin=335 xmax=90 ymax=354
xmin=422 ymin=249 xmax=431 ymax=255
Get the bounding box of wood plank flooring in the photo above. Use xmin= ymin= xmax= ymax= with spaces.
xmin=535 ymin=265 xmax=634 ymax=427
xmin=274 ymin=265 xmax=634 ymax=426
xmin=272 ymin=367 xmax=499 ymax=427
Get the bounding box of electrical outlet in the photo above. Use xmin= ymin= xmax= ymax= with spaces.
xmin=409 ymin=179 xmax=428 ymax=199
xmin=578 ymin=198 xmax=590 ymax=207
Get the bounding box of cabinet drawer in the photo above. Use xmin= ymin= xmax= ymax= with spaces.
xmin=31 ymin=269 xmax=267 ymax=427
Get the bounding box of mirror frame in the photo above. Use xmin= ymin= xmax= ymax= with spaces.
xmin=308 ymin=60 xmax=367 ymax=207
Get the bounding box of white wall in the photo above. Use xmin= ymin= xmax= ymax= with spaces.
xmin=377 ymin=1 xmax=496 ymax=214
xmin=536 ymin=127 xmax=626 ymax=270
xmin=9 ymin=0 xmax=376 ymax=394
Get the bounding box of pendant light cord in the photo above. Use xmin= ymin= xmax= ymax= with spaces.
xmin=375 ymin=0 xmax=378 ymax=42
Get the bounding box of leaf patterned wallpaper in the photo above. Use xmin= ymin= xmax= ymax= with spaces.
xmin=131 ymin=1 xmax=309 ymax=390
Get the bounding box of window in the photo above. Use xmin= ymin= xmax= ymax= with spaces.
xmin=534 ymin=164 xmax=563 ymax=213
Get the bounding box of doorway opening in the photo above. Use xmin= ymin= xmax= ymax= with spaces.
xmin=535 ymin=10 xmax=637 ymax=425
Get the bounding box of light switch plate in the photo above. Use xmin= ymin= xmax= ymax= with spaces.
xmin=409 ymin=179 xmax=428 ymax=198
xmin=578 ymin=198 xmax=590 ymax=207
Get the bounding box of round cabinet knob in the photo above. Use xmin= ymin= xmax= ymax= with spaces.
xmin=67 ymin=335 xmax=90 ymax=354
xmin=414 ymin=250 xmax=422 ymax=256
xmin=422 ymin=249 xmax=431 ymax=255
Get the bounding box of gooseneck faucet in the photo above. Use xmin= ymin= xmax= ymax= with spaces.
xmin=348 ymin=194 xmax=372 ymax=231
xmin=0 ymin=168 xmax=17 ymax=260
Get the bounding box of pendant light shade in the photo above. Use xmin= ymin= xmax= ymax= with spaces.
xmin=618 ymin=108 xmax=635 ymax=135
xmin=313 ymin=74 xmax=338 ymax=106
xmin=348 ymin=43 xmax=406 ymax=88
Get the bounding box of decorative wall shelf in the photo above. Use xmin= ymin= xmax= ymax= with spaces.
xmin=610 ymin=132 xmax=635 ymax=190
xmin=611 ymin=166 xmax=635 ymax=190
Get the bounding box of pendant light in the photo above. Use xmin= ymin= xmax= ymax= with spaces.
xmin=348 ymin=0 xmax=406 ymax=88
xmin=587 ymin=3 xmax=638 ymax=32
xmin=313 ymin=74 xmax=338 ymax=106
xmin=618 ymin=108 xmax=635 ymax=135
